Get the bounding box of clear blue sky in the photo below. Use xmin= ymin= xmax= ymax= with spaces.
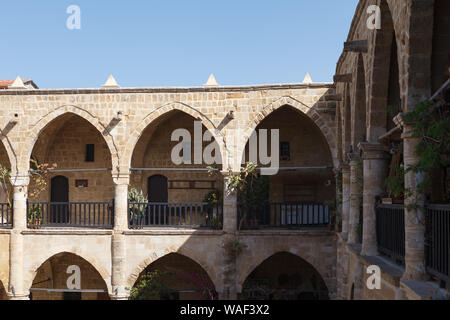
xmin=0 ymin=0 xmax=358 ymax=89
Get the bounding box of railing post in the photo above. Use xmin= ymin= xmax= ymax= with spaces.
xmin=111 ymin=171 xmax=130 ymax=300
xmin=359 ymin=143 xmax=389 ymax=256
xmin=8 ymin=174 xmax=30 ymax=300
xmin=401 ymin=125 xmax=427 ymax=281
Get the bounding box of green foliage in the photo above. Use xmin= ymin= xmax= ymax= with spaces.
xmin=387 ymin=104 xmax=401 ymax=118
xmin=385 ymin=165 xmax=405 ymax=198
xmin=402 ymin=98 xmax=450 ymax=204
xmin=28 ymin=205 xmax=43 ymax=225
xmin=203 ymin=189 xmax=222 ymax=203
xmin=0 ymin=164 xmax=12 ymax=207
xmin=128 ymin=187 xmax=148 ymax=218
xmin=128 ymin=187 xmax=148 ymax=203
xmin=128 ymin=270 xmax=173 ymax=300
xmin=224 ymin=239 xmax=248 ymax=260
xmin=29 ymin=159 xmax=57 ymax=199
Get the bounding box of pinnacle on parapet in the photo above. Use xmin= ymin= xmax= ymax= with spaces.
xmin=102 ymin=75 xmax=120 ymax=88
xmin=302 ymin=73 xmax=313 ymax=84
xmin=9 ymin=76 xmax=27 ymax=89
xmin=203 ymin=74 xmax=219 ymax=87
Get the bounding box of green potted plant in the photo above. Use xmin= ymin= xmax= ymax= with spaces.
xmin=128 ymin=188 xmax=148 ymax=229
xmin=203 ymin=190 xmax=222 ymax=229
xmin=28 ymin=204 xmax=43 ymax=229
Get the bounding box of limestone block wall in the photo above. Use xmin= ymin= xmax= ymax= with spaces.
xmin=0 ymin=84 xmax=339 ymax=177
xmin=236 ymin=231 xmax=337 ymax=299
xmin=21 ymin=232 xmax=113 ymax=295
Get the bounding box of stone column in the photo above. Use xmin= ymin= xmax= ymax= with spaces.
xmin=359 ymin=143 xmax=389 ymax=256
xmin=220 ymin=171 xmax=238 ymax=300
xmin=8 ymin=174 xmax=30 ymax=300
xmin=347 ymin=153 xmax=361 ymax=244
xmin=401 ymin=126 xmax=426 ymax=281
xmin=334 ymin=168 xmax=343 ymax=232
xmin=110 ymin=173 xmax=130 ymax=300
xmin=341 ymin=164 xmax=351 ymax=239
xmin=113 ymin=173 xmax=129 ymax=232
xmin=221 ymin=172 xmax=238 ymax=234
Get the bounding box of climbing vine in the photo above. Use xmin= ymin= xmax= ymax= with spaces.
xmin=393 ymin=94 xmax=450 ymax=210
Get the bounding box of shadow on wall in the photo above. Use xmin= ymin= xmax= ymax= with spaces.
xmin=29 ymin=252 xmax=110 ymax=301
xmin=240 ymin=252 xmax=330 ymax=300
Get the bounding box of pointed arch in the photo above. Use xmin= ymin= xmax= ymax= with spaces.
xmin=351 ymin=53 xmax=367 ymax=148
xmin=21 ymin=105 xmax=119 ymax=173
xmin=238 ymin=250 xmax=331 ymax=297
xmin=367 ymin=0 xmax=399 ymax=141
xmin=240 ymin=96 xmax=338 ymax=168
xmin=0 ymin=135 xmax=18 ymax=176
xmin=124 ymin=102 xmax=226 ymax=169
xmin=25 ymin=250 xmax=111 ymax=294
xmin=127 ymin=250 xmax=219 ymax=290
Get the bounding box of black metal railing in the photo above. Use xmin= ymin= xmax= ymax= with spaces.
xmin=128 ymin=202 xmax=223 ymax=229
xmin=238 ymin=202 xmax=330 ymax=230
xmin=426 ymin=204 xmax=450 ymax=285
xmin=0 ymin=203 xmax=13 ymax=228
xmin=27 ymin=201 xmax=114 ymax=229
xmin=376 ymin=204 xmax=405 ymax=264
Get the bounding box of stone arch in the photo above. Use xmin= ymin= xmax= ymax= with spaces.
xmin=0 ymin=136 xmax=18 ymax=176
xmin=342 ymin=84 xmax=352 ymax=158
xmin=367 ymin=0 xmax=399 ymax=142
xmin=351 ymin=53 xmax=367 ymax=148
xmin=238 ymin=249 xmax=332 ymax=294
xmin=25 ymin=250 xmax=111 ymax=294
xmin=126 ymin=250 xmax=219 ymax=291
xmin=21 ymin=105 xmax=119 ymax=174
xmin=125 ymin=102 xmax=226 ymax=169
xmin=240 ymin=96 xmax=338 ymax=168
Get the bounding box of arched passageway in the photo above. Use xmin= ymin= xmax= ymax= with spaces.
xmin=29 ymin=252 xmax=109 ymax=300
xmin=129 ymin=110 xmax=224 ymax=229
xmin=28 ymin=113 xmax=114 ymax=228
xmin=130 ymin=253 xmax=217 ymax=300
xmin=239 ymin=105 xmax=335 ymax=229
xmin=240 ymin=252 xmax=329 ymax=300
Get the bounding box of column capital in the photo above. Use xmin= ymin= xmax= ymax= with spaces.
xmin=113 ymin=173 xmax=130 ymax=186
xmin=347 ymin=152 xmax=361 ymax=164
xmin=358 ymin=142 xmax=390 ymax=160
xmin=220 ymin=170 xmax=241 ymax=177
xmin=341 ymin=163 xmax=350 ymax=173
xmin=401 ymin=125 xmax=417 ymax=140
xmin=10 ymin=174 xmax=29 ymax=187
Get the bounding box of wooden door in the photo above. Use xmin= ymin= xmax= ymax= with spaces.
xmin=50 ymin=176 xmax=69 ymax=224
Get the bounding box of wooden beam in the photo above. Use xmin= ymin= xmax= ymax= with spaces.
xmin=333 ymin=74 xmax=352 ymax=83
xmin=344 ymin=40 xmax=368 ymax=53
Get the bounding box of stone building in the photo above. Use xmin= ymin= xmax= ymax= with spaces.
xmin=0 ymin=0 xmax=448 ymax=300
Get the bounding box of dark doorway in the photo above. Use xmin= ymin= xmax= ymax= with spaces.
xmin=63 ymin=292 xmax=82 ymax=300
xmin=148 ymin=175 xmax=168 ymax=202
xmin=147 ymin=175 xmax=169 ymax=225
xmin=50 ymin=176 xmax=69 ymax=224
